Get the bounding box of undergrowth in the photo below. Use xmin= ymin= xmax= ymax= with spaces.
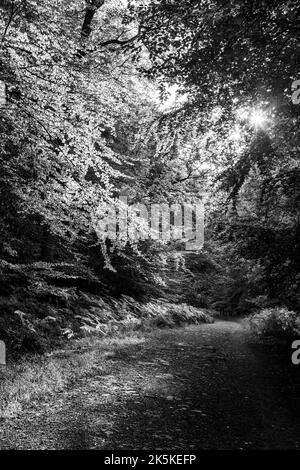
xmin=248 ymin=307 xmax=300 ymax=341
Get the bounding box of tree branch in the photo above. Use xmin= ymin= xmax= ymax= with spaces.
xmin=2 ymin=0 xmax=15 ymax=42
xmin=97 ymin=34 xmax=138 ymax=48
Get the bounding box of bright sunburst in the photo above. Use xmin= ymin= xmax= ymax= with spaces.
xmin=249 ymin=109 xmax=268 ymax=128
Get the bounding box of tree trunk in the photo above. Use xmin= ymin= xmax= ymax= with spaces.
xmin=81 ymin=0 xmax=105 ymax=41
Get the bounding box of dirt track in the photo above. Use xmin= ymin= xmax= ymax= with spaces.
xmin=1 ymin=321 xmax=300 ymax=450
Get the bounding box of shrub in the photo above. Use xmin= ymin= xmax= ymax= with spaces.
xmin=249 ymin=307 xmax=300 ymax=340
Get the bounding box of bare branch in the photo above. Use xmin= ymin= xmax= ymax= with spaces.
xmin=2 ymin=0 xmax=15 ymax=42
xmin=97 ymin=34 xmax=138 ymax=48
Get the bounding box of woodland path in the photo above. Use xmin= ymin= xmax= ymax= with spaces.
xmin=1 ymin=321 xmax=300 ymax=450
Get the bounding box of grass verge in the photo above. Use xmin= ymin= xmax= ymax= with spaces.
xmin=0 ymin=332 xmax=144 ymax=419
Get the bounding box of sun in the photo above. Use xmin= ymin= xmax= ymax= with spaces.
xmin=249 ymin=110 xmax=267 ymax=128
xmin=235 ymin=105 xmax=268 ymax=129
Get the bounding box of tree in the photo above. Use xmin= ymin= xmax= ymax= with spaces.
xmin=130 ymin=0 xmax=300 ymax=311
xmin=0 ymin=0 xmax=155 ymax=260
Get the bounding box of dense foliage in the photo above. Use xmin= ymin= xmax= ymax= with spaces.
xmin=131 ymin=0 xmax=300 ymax=314
xmin=0 ymin=0 xmax=299 ymax=351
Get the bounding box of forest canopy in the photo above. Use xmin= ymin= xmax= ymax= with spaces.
xmin=0 ymin=0 xmax=299 ymax=353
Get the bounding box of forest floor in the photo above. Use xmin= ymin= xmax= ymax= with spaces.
xmin=1 ymin=320 xmax=300 ymax=450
